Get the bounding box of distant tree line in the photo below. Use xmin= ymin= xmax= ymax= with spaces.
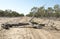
xmin=0 ymin=9 xmax=24 ymax=17
xmin=26 ymin=4 xmax=60 ymax=18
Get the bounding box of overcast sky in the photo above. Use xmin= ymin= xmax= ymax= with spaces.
xmin=0 ymin=0 xmax=60 ymax=15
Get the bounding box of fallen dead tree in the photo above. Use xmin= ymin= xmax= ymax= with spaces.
xmin=1 ymin=21 xmax=46 ymax=30
xmin=1 ymin=23 xmax=29 ymax=29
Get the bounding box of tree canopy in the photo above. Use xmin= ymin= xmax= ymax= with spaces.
xmin=26 ymin=4 xmax=60 ymax=18
xmin=0 ymin=4 xmax=60 ymax=18
xmin=0 ymin=9 xmax=24 ymax=17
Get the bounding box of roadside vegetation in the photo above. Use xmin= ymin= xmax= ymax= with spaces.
xmin=0 ymin=4 xmax=60 ymax=18
xmin=0 ymin=9 xmax=24 ymax=17
xmin=26 ymin=4 xmax=60 ymax=18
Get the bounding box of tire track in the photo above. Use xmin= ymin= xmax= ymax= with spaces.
xmin=27 ymin=28 xmax=41 ymax=39
xmin=37 ymin=29 xmax=54 ymax=39
xmin=35 ymin=29 xmax=47 ymax=39
xmin=25 ymin=28 xmax=34 ymax=39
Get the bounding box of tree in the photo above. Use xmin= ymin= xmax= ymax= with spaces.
xmin=0 ymin=9 xmax=24 ymax=17
xmin=26 ymin=7 xmax=38 ymax=17
xmin=47 ymin=7 xmax=53 ymax=17
xmin=26 ymin=4 xmax=60 ymax=18
xmin=19 ymin=14 xmax=24 ymax=16
xmin=54 ymin=4 xmax=60 ymax=17
xmin=0 ymin=10 xmax=4 ymax=17
xmin=38 ymin=6 xmax=45 ymax=17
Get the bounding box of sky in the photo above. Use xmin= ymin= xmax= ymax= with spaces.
xmin=0 ymin=0 xmax=60 ymax=15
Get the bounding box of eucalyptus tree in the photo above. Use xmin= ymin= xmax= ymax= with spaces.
xmin=38 ymin=6 xmax=45 ymax=17
xmin=47 ymin=7 xmax=53 ymax=17
xmin=0 ymin=10 xmax=4 ymax=17
xmin=54 ymin=4 xmax=60 ymax=17
xmin=29 ymin=7 xmax=38 ymax=22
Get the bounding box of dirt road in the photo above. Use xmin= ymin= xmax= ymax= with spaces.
xmin=0 ymin=28 xmax=60 ymax=39
xmin=0 ymin=17 xmax=60 ymax=39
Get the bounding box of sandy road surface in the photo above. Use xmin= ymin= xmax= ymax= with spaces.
xmin=0 ymin=17 xmax=60 ymax=39
xmin=0 ymin=28 xmax=60 ymax=39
